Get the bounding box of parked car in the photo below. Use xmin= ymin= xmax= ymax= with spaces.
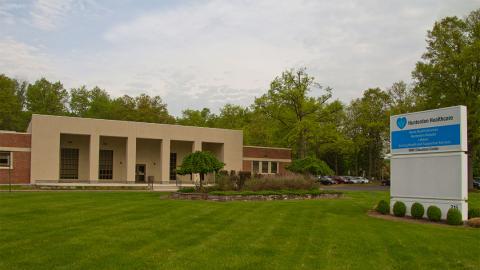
xmin=350 ymin=177 xmax=369 ymax=184
xmin=381 ymin=179 xmax=391 ymax=186
xmin=474 ymin=179 xmax=480 ymax=189
xmin=332 ymin=175 xmax=346 ymax=184
xmin=318 ymin=176 xmax=337 ymax=185
xmin=343 ymin=176 xmax=354 ymax=184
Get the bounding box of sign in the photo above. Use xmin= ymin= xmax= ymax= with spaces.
xmin=390 ymin=106 xmax=467 ymax=154
xmin=390 ymin=105 xmax=468 ymax=221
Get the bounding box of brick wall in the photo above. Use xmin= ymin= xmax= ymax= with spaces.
xmin=0 ymin=133 xmax=31 ymax=148
xmin=242 ymin=146 xmax=291 ymax=174
xmin=0 ymin=132 xmax=31 ymax=184
xmin=0 ymin=151 xmax=30 ymax=184
xmin=243 ymin=146 xmax=291 ymax=159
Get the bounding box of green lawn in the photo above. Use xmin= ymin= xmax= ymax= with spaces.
xmin=0 ymin=191 xmax=479 ymax=270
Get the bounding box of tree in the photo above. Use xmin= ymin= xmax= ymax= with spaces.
xmin=286 ymin=157 xmax=333 ymax=176
xmin=255 ymin=68 xmax=332 ymax=158
xmin=70 ymin=86 xmax=114 ymax=119
xmin=345 ymin=88 xmax=391 ymax=179
xmin=412 ymin=9 xmax=480 ymax=188
xmin=388 ymin=81 xmax=417 ymax=115
xmin=215 ymin=104 xmax=250 ymax=129
xmin=26 ymin=78 xmax=68 ymax=115
xmin=176 ymin=151 xmax=225 ymax=189
xmin=134 ymin=94 xmax=175 ymax=124
xmin=0 ymin=74 xmax=28 ymax=131
xmin=177 ymin=108 xmax=216 ymax=127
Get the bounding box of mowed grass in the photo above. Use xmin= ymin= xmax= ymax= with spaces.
xmin=0 ymin=191 xmax=479 ymax=270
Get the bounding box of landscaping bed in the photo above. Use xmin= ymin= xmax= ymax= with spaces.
xmin=170 ymin=190 xmax=342 ymax=201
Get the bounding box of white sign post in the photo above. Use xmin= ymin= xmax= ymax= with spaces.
xmin=390 ymin=106 xmax=468 ymax=220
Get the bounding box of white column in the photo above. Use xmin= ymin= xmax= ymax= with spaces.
xmin=192 ymin=140 xmax=202 ymax=152
xmin=126 ymin=136 xmax=136 ymax=183
xmin=192 ymin=140 xmax=202 ymax=182
xmin=89 ymin=135 xmax=99 ymax=182
xmin=161 ymin=139 xmax=170 ymax=183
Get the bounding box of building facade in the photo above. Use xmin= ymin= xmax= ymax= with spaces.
xmin=0 ymin=115 xmax=291 ymax=184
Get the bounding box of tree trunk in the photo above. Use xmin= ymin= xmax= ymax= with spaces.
xmin=368 ymin=146 xmax=372 ymax=179
xmin=335 ymin=154 xmax=338 ymax=175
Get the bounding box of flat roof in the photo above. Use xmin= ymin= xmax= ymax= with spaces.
xmin=30 ymin=114 xmax=243 ymax=134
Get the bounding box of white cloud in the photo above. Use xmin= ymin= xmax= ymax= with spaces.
xmin=0 ymin=38 xmax=54 ymax=81
xmin=29 ymin=0 xmax=98 ymax=30
xmin=30 ymin=0 xmax=74 ymax=30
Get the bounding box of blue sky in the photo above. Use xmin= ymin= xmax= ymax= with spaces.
xmin=1 ymin=0 xmax=479 ymax=115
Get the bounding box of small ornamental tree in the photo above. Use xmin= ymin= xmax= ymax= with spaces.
xmin=286 ymin=157 xmax=334 ymax=176
xmin=176 ymin=151 xmax=225 ymax=190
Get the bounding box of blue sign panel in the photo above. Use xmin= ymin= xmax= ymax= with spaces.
xmin=391 ymin=124 xmax=460 ymax=150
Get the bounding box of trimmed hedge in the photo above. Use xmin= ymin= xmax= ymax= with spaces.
xmin=446 ymin=208 xmax=463 ymax=225
xmin=427 ymin=206 xmax=442 ymax=222
xmin=393 ymin=201 xmax=406 ymax=217
xmin=468 ymin=208 xmax=480 ymax=219
xmin=376 ymin=200 xmax=389 ymax=215
xmin=410 ymin=202 xmax=425 ymax=219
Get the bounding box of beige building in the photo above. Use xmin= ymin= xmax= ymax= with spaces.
xmin=28 ymin=114 xmax=243 ymax=184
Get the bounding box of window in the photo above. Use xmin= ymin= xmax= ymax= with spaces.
xmin=170 ymin=153 xmax=177 ymax=180
xmin=261 ymin=161 xmax=269 ymax=174
xmin=60 ymin=148 xmax=79 ymax=179
xmin=271 ymin=162 xmax=278 ymax=174
xmin=252 ymin=161 xmax=259 ymax=173
xmin=0 ymin=152 xmax=11 ymax=168
xmin=99 ymin=150 xmax=113 ymax=180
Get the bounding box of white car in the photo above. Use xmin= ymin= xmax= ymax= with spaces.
xmin=351 ymin=177 xmax=369 ymax=184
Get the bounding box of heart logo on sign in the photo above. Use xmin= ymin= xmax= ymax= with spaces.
xmin=396 ymin=117 xmax=407 ymax=129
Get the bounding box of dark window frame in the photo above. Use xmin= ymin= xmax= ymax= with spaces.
xmin=0 ymin=151 xmax=11 ymax=168
xmin=60 ymin=148 xmax=79 ymax=179
xmin=170 ymin=153 xmax=177 ymax=180
xmin=99 ymin=150 xmax=114 ymax=180
xmin=270 ymin=162 xmax=278 ymax=174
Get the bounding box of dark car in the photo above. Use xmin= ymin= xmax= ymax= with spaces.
xmin=381 ymin=179 xmax=391 ymax=186
xmin=318 ymin=176 xmax=336 ymax=185
xmin=332 ymin=176 xmax=345 ymax=184
xmin=474 ymin=179 xmax=480 ymax=189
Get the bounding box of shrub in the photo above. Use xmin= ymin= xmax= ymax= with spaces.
xmin=468 ymin=208 xmax=480 ymax=219
xmin=243 ymin=176 xmax=319 ymax=191
xmin=375 ymin=200 xmax=389 ymax=215
xmin=446 ymin=208 xmax=463 ymax=225
xmin=427 ymin=206 xmax=442 ymax=222
xmin=410 ymin=202 xmax=425 ymax=219
xmin=178 ymin=187 xmax=196 ymax=193
xmin=393 ymin=201 xmax=406 ymax=217
xmin=467 ymin=217 xmax=480 ymax=228
xmin=237 ymin=171 xmax=251 ymax=190
xmin=286 ymin=157 xmax=334 ymax=176
xmin=214 ymin=173 xmax=235 ymax=191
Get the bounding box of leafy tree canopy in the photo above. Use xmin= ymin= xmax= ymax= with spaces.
xmin=287 ymin=157 xmax=333 ymax=176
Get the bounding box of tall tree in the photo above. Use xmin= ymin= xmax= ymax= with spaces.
xmin=345 ymin=88 xmax=391 ymax=179
xmin=388 ymin=81 xmax=417 ymax=115
xmin=412 ymin=9 xmax=480 ymax=188
xmin=255 ymin=68 xmax=331 ymax=158
xmin=26 ymin=78 xmax=68 ymax=115
xmin=0 ymin=74 xmax=28 ymax=131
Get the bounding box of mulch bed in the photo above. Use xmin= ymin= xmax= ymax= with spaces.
xmin=367 ymin=210 xmax=474 ymax=228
